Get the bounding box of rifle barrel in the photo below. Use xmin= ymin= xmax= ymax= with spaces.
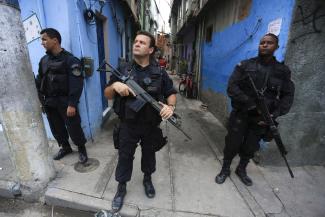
xmin=282 ymin=154 xmax=294 ymax=178
xmin=247 ymin=73 xmax=294 ymax=178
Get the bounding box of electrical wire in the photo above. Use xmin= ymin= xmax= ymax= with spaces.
xmin=217 ymin=18 xmax=262 ymax=60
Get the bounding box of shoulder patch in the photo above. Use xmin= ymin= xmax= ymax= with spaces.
xmin=71 ymin=63 xmax=80 ymax=69
xmin=72 ymin=68 xmax=82 ymax=76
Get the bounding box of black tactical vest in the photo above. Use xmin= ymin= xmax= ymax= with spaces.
xmin=238 ymin=58 xmax=285 ymax=113
xmin=113 ymin=62 xmax=164 ymax=123
xmin=40 ymin=52 xmax=72 ymax=97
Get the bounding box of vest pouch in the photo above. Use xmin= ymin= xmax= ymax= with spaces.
xmin=152 ymin=127 xmax=167 ymax=152
xmin=46 ymin=73 xmax=68 ymax=96
xmin=124 ymin=98 xmax=138 ymax=120
xmin=128 ymin=97 xmax=146 ymax=112
xmin=113 ymin=123 xmax=120 ymax=149
xmin=267 ymin=77 xmax=282 ymax=95
xmin=266 ymin=77 xmax=282 ymax=111
xmin=113 ymin=97 xmax=124 ymax=117
xmin=147 ymin=72 xmax=162 ymax=96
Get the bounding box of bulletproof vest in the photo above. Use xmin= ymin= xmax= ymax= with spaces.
xmin=113 ymin=63 xmax=163 ymax=123
xmin=240 ymin=58 xmax=284 ymax=112
xmin=41 ymin=53 xmax=70 ymax=97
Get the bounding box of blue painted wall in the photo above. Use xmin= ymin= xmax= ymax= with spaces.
xmin=201 ymin=0 xmax=295 ymax=109
xmin=18 ymin=0 xmax=134 ymax=140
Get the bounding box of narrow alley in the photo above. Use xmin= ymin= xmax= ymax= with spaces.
xmin=1 ymin=0 xmax=324 ymax=216
xmin=2 ymin=75 xmax=321 ymax=217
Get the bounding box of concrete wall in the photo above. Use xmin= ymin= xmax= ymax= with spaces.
xmin=200 ymin=0 xmax=295 ymax=124
xmin=0 ymin=1 xmax=55 ymax=198
xmin=261 ymin=0 xmax=325 ymax=166
xmin=18 ymin=0 xmax=133 ymax=141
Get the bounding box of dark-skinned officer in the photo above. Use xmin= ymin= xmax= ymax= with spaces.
xmin=104 ymin=31 xmax=177 ymax=211
xmin=35 ymin=28 xmax=88 ymax=164
xmin=215 ymin=33 xmax=295 ymax=186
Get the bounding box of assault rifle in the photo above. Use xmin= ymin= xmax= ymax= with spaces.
xmin=247 ymin=73 xmax=294 ymax=178
xmin=97 ymin=61 xmax=192 ymax=140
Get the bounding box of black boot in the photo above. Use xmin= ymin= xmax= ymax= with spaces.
xmin=53 ymin=145 xmax=73 ymax=160
xmin=112 ymin=183 xmax=127 ymax=211
xmin=215 ymin=160 xmax=231 ymax=184
xmin=78 ymin=144 xmax=88 ymax=164
xmin=143 ymin=174 xmax=155 ymax=198
xmin=235 ymin=159 xmax=253 ymax=186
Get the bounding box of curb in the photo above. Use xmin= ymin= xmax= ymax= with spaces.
xmin=45 ymin=187 xmax=139 ymax=217
xmin=0 ymin=180 xmax=15 ymax=198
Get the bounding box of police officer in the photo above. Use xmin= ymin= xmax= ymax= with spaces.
xmin=35 ymin=28 xmax=88 ymax=164
xmin=215 ymin=33 xmax=295 ymax=186
xmin=104 ymin=31 xmax=177 ymax=211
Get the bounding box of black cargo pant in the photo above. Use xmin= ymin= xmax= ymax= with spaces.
xmin=115 ymin=121 xmax=157 ymax=183
xmin=223 ymin=110 xmax=264 ymax=162
xmin=46 ymin=105 xmax=86 ymax=149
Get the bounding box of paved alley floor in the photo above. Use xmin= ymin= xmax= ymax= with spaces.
xmin=44 ymin=90 xmax=325 ymax=217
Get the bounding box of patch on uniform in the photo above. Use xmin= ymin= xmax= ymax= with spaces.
xmin=71 ymin=63 xmax=80 ymax=68
xmin=72 ymin=68 xmax=82 ymax=76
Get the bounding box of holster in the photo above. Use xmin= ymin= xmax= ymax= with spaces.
xmin=113 ymin=123 xmax=120 ymax=149
xmin=152 ymin=127 xmax=168 ymax=152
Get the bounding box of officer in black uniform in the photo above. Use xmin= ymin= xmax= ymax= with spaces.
xmin=35 ymin=28 xmax=88 ymax=164
xmin=104 ymin=31 xmax=177 ymax=211
xmin=215 ymin=33 xmax=295 ymax=186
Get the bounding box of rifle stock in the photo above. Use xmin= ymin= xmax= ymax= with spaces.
xmin=98 ymin=61 xmax=192 ymax=140
xmin=247 ymin=74 xmax=294 ymax=178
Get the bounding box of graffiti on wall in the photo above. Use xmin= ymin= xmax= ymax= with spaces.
xmin=291 ymin=4 xmax=325 ymax=43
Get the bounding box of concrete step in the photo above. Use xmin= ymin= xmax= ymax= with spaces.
xmin=45 ymin=187 xmax=138 ymax=217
